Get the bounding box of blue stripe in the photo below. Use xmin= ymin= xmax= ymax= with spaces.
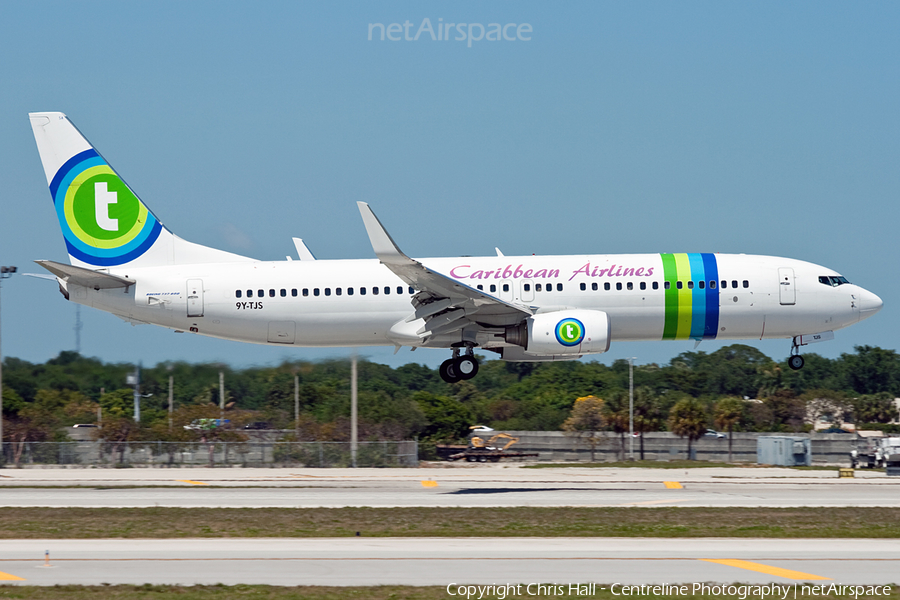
xmin=688 ymin=253 xmax=706 ymax=339
xmin=701 ymin=253 xmax=719 ymax=339
xmin=49 ymin=149 xmax=99 ymax=199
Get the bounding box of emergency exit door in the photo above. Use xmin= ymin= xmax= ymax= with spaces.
xmin=186 ymin=279 xmax=204 ymax=317
xmin=778 ymin=268 xmax=795 ymax=305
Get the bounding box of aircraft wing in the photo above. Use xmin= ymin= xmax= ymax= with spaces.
xmin=357 ymin=202 xmax=532 ymax=338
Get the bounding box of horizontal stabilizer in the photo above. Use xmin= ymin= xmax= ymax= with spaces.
xmin=35 ymin=260 xmax=135 ymax=290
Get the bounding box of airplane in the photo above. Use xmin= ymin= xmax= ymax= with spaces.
xmin=28 ymin=112 xmax=883 ymax=383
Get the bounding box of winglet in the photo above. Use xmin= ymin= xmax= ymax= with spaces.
xmin=357 ymin=202 xmax=415 ymax=266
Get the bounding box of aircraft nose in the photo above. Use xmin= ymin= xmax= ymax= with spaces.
xmin=858 ymin=288 xmax=883 ymax=321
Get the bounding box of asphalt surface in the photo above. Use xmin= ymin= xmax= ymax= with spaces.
xmin=0 ymin=465 xmax=897 ymax=508
xmin=1 ymin=466 xmax=897 ymax=587
xmin=1 ymin=538 xmax=897 ymax=586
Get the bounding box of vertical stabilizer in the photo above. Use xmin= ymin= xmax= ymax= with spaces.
xmin=29 ymin=112 xmax=254 ymax=269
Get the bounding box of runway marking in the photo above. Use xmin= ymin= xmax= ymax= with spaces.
xmin=0 ymin=570 xmax=24 ymax=580
xmin=4 ymin=558 xmax=896 ymax=563
xmin=701 ymin=559 xmax=831 ymax=580
xmin=421 ymin=481 xmax=438 ymax=488
xmin=664 ymin=481 xmax=683 ymax=489
xmin=176 ymin=480 xmax=208 ymax=486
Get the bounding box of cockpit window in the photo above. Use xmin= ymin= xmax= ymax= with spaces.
xmin=819 ymin=275 xmax=851 ymax=287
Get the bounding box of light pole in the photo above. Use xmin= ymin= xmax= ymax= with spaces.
xmin=0 ymin=266 xmax=17 ymax=456
xmin=628 ymin=357 xmax=636 ymax=461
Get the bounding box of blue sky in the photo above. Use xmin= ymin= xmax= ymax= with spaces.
xmin=0 ymin=1 xmax=897 ymax=371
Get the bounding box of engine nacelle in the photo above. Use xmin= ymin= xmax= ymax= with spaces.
xmin=522 ymin=310 xmax=611 ymax=356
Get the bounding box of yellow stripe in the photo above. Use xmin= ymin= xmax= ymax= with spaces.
xmin=673 ymin=253 xmax=693 ymax=338
xmin=701 ymin=559 xmax=831 ymax=580
xmin=177 ymin=479 xmax=208 ymax=485
xmin=663 ymin=481 xmax=683 ymax=489
xmin=0 ymin=571 xmax=25 ymax=581
xmin=421 ymin=480 xmax=438 ymax=488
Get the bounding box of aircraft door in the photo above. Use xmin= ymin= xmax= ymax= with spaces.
xmin=521 ymin=279 xmax=534 ymax=302
xmin=186 ymin=279 xmax=204 ymax=317
xmin=778 ymin=268 xmax=796 ymax=305
xmin=500 ymin=280 xmax=513 ymax=302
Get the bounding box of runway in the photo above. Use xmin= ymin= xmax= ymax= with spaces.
xmin=0 ymin=538 xmax=897 ymax=586
xmin=0 ymin=465 xmax=897 ymax=508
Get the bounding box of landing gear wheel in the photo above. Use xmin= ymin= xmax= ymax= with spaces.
xmin=788 ymin=355 xmax=805 ymax=370
xmin=455 ymin=356 xmax=479 ymax=380
xmin=439 ymin=359 xmax=461 ymax=383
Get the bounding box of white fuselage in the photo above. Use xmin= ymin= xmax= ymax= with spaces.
xmin=67 ymin=252 xmax=878 ymax=352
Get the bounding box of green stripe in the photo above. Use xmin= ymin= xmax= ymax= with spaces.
xmin=674 ymin=253 xmax=693 ymax=339
xmin=661 ymin=253 xmax=678 ymax=339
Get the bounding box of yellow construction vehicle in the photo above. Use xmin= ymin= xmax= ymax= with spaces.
xmin=448 ymin=428 xmax=538 ymax=462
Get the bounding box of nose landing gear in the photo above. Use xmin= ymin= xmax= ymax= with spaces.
xmin=788 ymin=337 xmax=805 ymax=370
xmin=439 ymin=347 xmax=480 ymax=383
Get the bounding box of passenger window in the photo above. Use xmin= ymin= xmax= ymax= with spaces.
xmin=314 ymin=288 xmax=320 ymax=297
xmin=360 ymin=287 xmax=366 ymax=295
xmin=592 ymin=283 xmax=598 ymax=291
xmin=384 ymin=286 xmax=390 ymax=295
xmin=397 ymin=286 xmax=403 ymax=294
xmin=257 ymin=289 xmax=264 ymax=298
xmin=557 ymin=283 xmax=563 ymax=292
xmin=604 ymin=282 xmax=610 ymax=291
xmin=325 ymin=288 xmax=331 ymax=296
xmin=709 ymin=281 xmax=716 ymax=289
xmin=246 ymin=289 xmax=253 ymax=298
xmin=490 ymin=284 xmax=497 ymax=293
xmin=348 ymin=287 xmax=354 ymax=296
xmin=640 ymin=282 xmax=646 ymax=290
xmin=698 ymin=281 xmax=705 ymax=289
xmin=536 ymin=283 xmax=542 ymax=292
xmin=616 ymin=282 xmax=622 ymax=291
xmin=336 ymin=288 xmax=342 ymax=296
xmin=236 ymin=290 xmax=242 ymax=298
xmin=627 ymin=282 xmax=633 ymax=290
xmin=409 ymin=287 xmax=415 ymax=294
xmin=652 ymin=282 xmax=659 ymax=290
xmin=503 ymin=283 xmax=510 ymax=292
xmin=280 ymin=289 xmax=286 ymax=297
xmin=676 ymin=281 xmax=683 ymax=290
xmin=721 ymin=280 xmax=727 ymax=289
xmin=731 ymin=280 xmax=738 ymax=288
xmin=664 ymin=281 xmax=670 ymax=290
xmin=292 ymin=289 xmax=298 ymax=297
xmin=524 ymin=283 xmax=531 ymax=292
xmin=372 ymin=287 xmax=378 ymax=295
xmin=477 ymin=284 xmax=484 ymax=291
xmin=743 ymin=280 xmax=749 ymax=288
xmin=687 ymin=281 xmax=694 ymax=289
xmin=269 ymin=289 xmax=275 ymax=297
xmin=303 ymin=288 xmax=309 ymax=297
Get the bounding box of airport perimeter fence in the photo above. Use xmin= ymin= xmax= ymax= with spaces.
xmin=0 ymin=440 xmax=419 ymax=468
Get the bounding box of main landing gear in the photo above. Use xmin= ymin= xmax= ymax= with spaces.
xmin=788 ymin=337 xmax=805 ymax=371
xmin=439 ymin=347 xmax=479 ymax=383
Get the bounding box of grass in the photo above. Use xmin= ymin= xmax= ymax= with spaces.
xmin=2 ymin=507 xmax=900 ymax=539
xmin=0 ymin=586 xmax=898 ymax=600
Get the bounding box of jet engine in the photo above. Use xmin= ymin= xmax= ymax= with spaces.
xmin=505 ymin=309 xmax=611 ymax=356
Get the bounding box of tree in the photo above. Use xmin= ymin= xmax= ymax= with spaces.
xmin=632 ymin=386 xmax=664 ymax=461
xmin=668 ymin=398 xmax=707 ymax=459
xmin=850 ymin=393 xmax=897 ymax=424
xmin=601 ymin=391 xmax=630 ymax=460
xmin=713 ymin=397 xmax=744 ymax=462
xmin=562 ymin=396 xmax=605 ymax=462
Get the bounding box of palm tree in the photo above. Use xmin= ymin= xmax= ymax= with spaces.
xmin=714 ymin=397 xmax=744 ymax=462
xmin=668 ymin=398 xmax=707 ymax=460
